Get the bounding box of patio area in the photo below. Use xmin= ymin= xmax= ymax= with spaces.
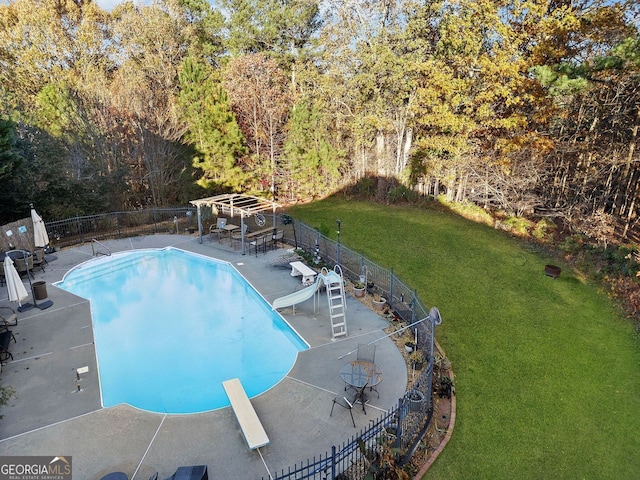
xmin=0 ymin=234 xmax=408 ymax=479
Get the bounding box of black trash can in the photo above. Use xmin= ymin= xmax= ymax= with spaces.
xmin=33 ymin=281 xmax=48 ymax=300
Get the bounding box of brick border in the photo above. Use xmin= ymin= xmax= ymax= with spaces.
xmin=413 ymin=342 xmax=456 ymax=479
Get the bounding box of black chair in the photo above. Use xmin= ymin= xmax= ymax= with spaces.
xmin=270 ymin=229 xmax=284 ymax=251
xmin=330 ymin=383 xmax=369 ymax=427
xmin=250 ymin=235 xmax=267 ymax=257
xmin=355 ymin=344 xmax=380 ymax=398
xmin=164 ymin=465 xmax=208 ymax=480
xmin=356 ymin=343 xmax=376 ymax=364
xmin=0 ymin=330 xmax=16 ymax=363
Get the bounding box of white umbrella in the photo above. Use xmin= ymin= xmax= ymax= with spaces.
xmin=31 ymin=205 xmax=49 ymax=248
xmin=4 ymin=256 xmax=28 ymax=306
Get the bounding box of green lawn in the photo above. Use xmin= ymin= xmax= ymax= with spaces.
xmin=290 ymin=198 xmax=640 ymax=479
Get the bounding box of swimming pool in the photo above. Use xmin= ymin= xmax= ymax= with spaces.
xmin=55 ymin=248 xmax=308 ymax=414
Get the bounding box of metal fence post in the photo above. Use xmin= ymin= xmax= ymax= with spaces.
xmin=75 ymin=215 xmax=83 ymax=243
xmin=411 ymin=290 xmax=417 ymax=324
xmin=395 ymin=397 xmax=405 ymax=450
xmin=330 ymin=445 xmax=336 ymax=480
xmin=152 ymin=208 xmax=157 ymax=234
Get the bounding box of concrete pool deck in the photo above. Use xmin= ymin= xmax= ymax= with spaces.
xmin=0 ymin=235 xmax=408 ymax=479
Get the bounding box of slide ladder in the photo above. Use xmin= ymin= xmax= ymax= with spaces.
xmin=322 ymin=266 xmax=347 ymax=340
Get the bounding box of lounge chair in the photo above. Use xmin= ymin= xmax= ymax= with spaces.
xmin=271 ymin=251 xmax=302 ymax=268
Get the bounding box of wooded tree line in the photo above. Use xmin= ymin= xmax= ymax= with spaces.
xmin=0 ymin=0 xmax=638 ymax=243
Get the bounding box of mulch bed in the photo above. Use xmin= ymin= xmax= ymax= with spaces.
xmin=347 ymin=285 xmax=456 ymax=478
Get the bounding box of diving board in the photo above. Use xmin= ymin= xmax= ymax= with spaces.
xmin=222 ymin=378 xmax=270 ymax=450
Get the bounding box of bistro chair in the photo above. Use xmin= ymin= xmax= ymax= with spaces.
xmin=356 ymin=343 xmax=377 ymax=364
xmin=330 ymin=383 xmax=370 ymax=427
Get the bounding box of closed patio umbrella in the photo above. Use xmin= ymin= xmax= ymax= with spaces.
xmin=31 ymin=204 xmax=49 ymax=248
xmin=4 ymin=256 xmax=28 ymax=307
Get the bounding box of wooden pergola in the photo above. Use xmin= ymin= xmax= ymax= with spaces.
xmin=189 ymin=194 xmax=281 ymax=254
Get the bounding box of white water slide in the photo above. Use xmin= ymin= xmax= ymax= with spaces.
xmin=272 ymin=267 xmax=348 ymax=339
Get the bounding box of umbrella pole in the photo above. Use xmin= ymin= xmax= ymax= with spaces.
xmin=19 ymin=251 xmax=53 ymax=311
xmin=15 ymin=251 xmax=34 ymax=312
xmin=25 ymin=250 xmax=37 ymax=310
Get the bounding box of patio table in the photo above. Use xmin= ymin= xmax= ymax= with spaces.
xmin=340 ymin=360 xmax=383 ymax=400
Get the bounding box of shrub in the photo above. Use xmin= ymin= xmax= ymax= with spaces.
xmin=439 ymin=199 xmax=494 ymax=226
xmin=532 ymin=218 xmax=556 ymax=240
xmin=501 ymin=216 xmax=534 ymax=236
xmin=387 ymin=185 xmax=418 ymax=204
xmin=558 ymin=234 xmax=586 ymax=255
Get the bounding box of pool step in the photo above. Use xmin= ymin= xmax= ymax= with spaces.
xmin=60 ymin=251 xmax=157 ymax=284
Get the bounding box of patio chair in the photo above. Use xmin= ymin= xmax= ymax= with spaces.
xmin=33 ymin=248 xmax=47 ymax=272
xmin=250 ymin=235 xmax=267 ymax=257
xmin=270 ymin=229 xmax=284 ymax=251
xmin=230 ymin=224 xmax=249 ymax=250
xmin=356 ymin=343 xmax=376 ymax=364
xmin=13 ymin=254 xmax=34 ymax=279
xmin=0 ymin=307 xmax=18 ymax=331
xmin=209 ymin=217 xmax=227 ymax=242
xmin=164 ymin=465 xmax=208 ymax=480
xmin=0 ymin=329 xmax=16 ymax=363
xmin=355 ymin=344 xmax=380 ymax=398
xmin=99 ymin=473 xmax=128 ymax=480
xmin=330 ymin=383 xmax=370 ymax=427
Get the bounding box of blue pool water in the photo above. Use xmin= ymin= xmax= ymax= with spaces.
xmin=56 ymin=248 xmax=308 ymax=414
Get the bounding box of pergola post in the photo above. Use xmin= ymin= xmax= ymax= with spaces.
xmin=241 ymin=215 xmax=246 ymax=255
xmin=196 ymin=204 xmax=203 ymax=244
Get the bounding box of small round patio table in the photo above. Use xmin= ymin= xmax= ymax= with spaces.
xmin=339 ymin=360 xmax=383 ymax=395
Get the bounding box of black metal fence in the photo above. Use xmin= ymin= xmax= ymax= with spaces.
xmin=264 ymin=366 xmax=434 ymax=480
xmin=45 ymin=208 xmax=198 ymax=249
xmin=43 ymin=210 xmax=437 ymax=480
xmin=287 ymin=221 xmax=429 ymax=325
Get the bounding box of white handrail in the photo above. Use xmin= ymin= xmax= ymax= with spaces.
xmin=91 ymin=239 xmax=112 ymax=257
